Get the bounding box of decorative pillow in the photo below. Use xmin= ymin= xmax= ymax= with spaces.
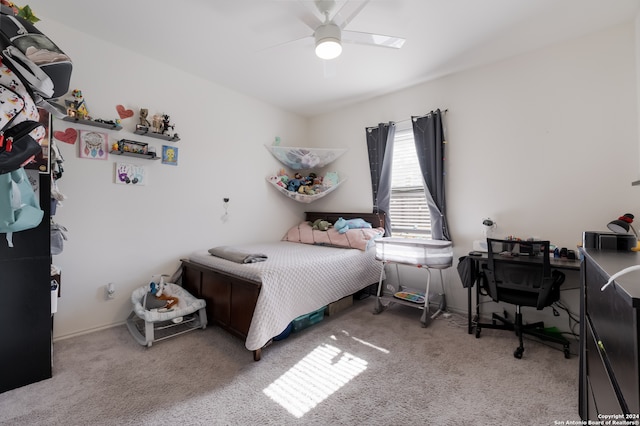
xmin=282 ymin=221 xmax=384 ymax=251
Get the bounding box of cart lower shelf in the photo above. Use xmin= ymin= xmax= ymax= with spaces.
xmin=373 ymin=262 xmax=448 ymax=327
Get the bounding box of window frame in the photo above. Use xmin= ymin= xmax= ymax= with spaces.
xmin=388 ymin=128 xmax=431 ymax=239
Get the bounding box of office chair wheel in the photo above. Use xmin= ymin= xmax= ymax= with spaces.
xmin=514 ymin=347 xmax=524 ymax=359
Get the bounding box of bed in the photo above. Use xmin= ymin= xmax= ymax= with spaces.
xmin=180 ymin=211 xmax=386 ymax=361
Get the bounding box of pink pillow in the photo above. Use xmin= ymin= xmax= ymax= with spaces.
xmin=282 ymin=221 xmax=384 ymax=251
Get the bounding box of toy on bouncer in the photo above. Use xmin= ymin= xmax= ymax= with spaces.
xmin=127 ymin=272 xmax=208 ymax=347
xmin=334 ymin=217 xmax=372 ymax=234
xmin=144 ymin=275 xmax=179 ymax=311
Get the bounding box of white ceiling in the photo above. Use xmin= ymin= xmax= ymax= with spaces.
xmin=28 ymin=0 xmax=640 ymax=117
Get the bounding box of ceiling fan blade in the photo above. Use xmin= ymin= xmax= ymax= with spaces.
xmin=342 ymin=30 xmax=406 ymax=49
xmin=333 ymin=0 xmax=370 ymax=29
xmin=293 ymin=0 xmax=324 ymax=30
xmin=256 ymin=34 xmax=313 ymax=53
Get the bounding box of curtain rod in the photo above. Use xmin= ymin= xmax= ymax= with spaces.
xmin=396 ymin=109 xmax=448 ymax=124
xmin=366 ymin=109 xmax=448 ymax=131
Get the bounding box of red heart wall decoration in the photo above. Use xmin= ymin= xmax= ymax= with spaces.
xmin=53 ymin=128 xmax=78 ymax=144
xmin=116 ymin=104 xmax=134 ymax=119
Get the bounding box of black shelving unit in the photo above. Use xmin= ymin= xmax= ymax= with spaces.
xmin=0 ymin=172 xmax=52 ymax=393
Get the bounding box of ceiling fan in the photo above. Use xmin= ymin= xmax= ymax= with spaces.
xmin=291 ymin=0 xmax=406 ymax=60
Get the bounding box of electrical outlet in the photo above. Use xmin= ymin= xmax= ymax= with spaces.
xmin=106 ymin=283 xmax=115 ymax=300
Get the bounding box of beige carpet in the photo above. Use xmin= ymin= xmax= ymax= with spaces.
xmin=0 ymin=298 xmax=580 ymax=426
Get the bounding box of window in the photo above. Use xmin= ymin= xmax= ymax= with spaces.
xmin=389 ymin=129 xmax=431 ymax=238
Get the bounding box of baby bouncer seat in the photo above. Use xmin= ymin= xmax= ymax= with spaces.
xmin=126 ymin=275 xmax=207 ymax=347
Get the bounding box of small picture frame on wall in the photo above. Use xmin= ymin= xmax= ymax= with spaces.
xmin=79 ymin=130 xmax=108 ymax=160
xmin=161 ymin=145 xmax=178 ymax=166
xmin=115 ymin=162 xmax=147 ymax=185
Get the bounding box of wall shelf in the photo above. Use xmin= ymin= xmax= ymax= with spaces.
xmin=62 ymin=116 xmax=122 ymax=130
xmin=110 ymin=150 xmax=159 ymax=160
xmin=134 ymin=128 xmax=180 ymax=142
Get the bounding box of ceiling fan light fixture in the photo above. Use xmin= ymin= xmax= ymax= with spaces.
xmin=315 ymin=23 xmax=342 ymax=60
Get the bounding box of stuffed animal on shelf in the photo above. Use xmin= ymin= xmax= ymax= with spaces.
xmin=310 ymin=218 xmax=331 ymax=231
xmin=323 ymin=172 xmax=339 ymax=187
xmin=334 ymin=217 xmax=373 ymax=234
xmin=287 ymin=178 xmax=301 ymax=192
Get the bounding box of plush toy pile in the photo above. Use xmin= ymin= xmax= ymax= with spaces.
xmin=268 ymin=169 xmax=339 ymax=197
xmin=304 ymin=217 xmax=374 ymax=233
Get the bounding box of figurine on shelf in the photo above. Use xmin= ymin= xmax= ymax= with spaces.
xmin=151 ymin=114 xmax=163 ymax=134
xmin=161 ymin=114 xmax=174 ymax=136
xmin=94 ymin=118 xmax=121 ymax=128
xmin=65 ymin=89 xmax=90 ymax=120
xmin=137 ymin=108 xmax=151 ymax=132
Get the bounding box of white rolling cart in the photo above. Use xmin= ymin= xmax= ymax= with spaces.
xmin=373 ymin=237 xmax=453 ymax=326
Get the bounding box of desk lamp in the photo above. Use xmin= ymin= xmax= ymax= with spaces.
xmin=607 ymin=213 xmax=640 ymax=251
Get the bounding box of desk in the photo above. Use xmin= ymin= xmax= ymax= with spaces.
xmin=463 ymin=253 xmax=581 ymax=335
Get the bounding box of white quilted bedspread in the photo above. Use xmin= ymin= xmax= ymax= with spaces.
xmin=188 ymin=241 xmax=383 ymax=351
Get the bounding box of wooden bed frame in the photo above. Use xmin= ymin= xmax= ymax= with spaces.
xmin=180 ymin=211 xmax=385 ymax=361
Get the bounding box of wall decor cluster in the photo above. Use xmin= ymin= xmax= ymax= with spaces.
xmin=50 ymin=91 xmax=182 ymax=186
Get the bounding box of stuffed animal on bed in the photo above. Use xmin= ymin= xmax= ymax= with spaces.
xmin=310 ymin=218 xmax=331 ymax=231
xmin=334 ymin=217 xmax=372 ymax=234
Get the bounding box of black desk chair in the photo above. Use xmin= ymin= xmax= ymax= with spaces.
xmin=477 ymin=238 xmax=570 ymax=359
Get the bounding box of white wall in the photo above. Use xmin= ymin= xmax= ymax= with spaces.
xmin=309 ymin=23 xmax=639 ymax=326
xmin=37 ymin=20 xmax=310 ymax=339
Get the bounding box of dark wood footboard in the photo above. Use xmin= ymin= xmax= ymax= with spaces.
xmin=180 ymin=259 xmax=262 ymax=359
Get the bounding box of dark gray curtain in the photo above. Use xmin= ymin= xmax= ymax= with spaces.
xmin=366 ymin=122 xmax=395 ymax=235
xmin=412 ymin=110 xmax=450 ymax=241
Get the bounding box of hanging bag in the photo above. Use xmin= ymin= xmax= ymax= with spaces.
xmin=0 ymin=81 xmax=26 ymax=128
xmin=0 ymin=119 xmax=46 ymax=174
xmin=0 ymin=167 xmax=44 ymax=247
xmin=0 ymin=13 xmax=72 ymax=99
xmin=0 ymin=52 xmax=41 ymax=126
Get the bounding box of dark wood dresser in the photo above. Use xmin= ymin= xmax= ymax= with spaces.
xmin=580 ymin=248 xmax=640 ymax=419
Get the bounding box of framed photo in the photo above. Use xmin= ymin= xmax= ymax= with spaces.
xmin=79 ymin=130 xmax=108 ymax=160
xmin=162 ymin=145 xmax=178 ymax=166
xmin=115 ymin=162 xmax=147 ymax=186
